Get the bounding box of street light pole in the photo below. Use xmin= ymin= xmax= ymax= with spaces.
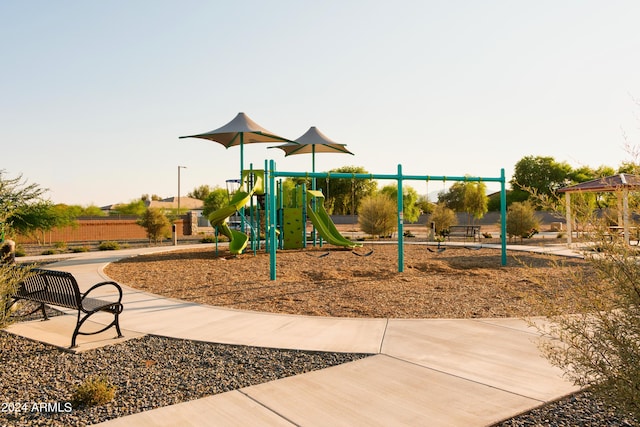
xmin=177 ymin=166 xmax=187 ymax=215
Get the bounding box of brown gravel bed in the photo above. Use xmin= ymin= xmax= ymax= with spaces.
xmin=104 ymin=243 xmax=593 ymax=319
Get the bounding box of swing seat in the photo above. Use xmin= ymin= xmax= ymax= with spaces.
xmin=352 ymin=249 xmax=374 ymax=257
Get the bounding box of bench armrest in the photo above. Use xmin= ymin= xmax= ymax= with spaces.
xmin=81 ymin=281 xmax=123 ymax=304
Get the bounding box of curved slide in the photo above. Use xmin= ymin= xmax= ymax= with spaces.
xmin=208 ymin=173 xmax=262 ymax=255
xmin=306 ymin=190 xmax=361 ymax=248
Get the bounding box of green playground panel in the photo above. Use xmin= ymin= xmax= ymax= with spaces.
xmin=282 ymin=207 xmax=304 ymax=249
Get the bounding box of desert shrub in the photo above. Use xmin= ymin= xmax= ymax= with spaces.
xmin=429 ymin=203 xmax=457 ymax=236
xmin=54 ymin=241 xmax=67 ymax=250
xmin=71 ymin=376 xmax=116 ymax=408
xmin=14 ymin=247 xmax=26 ymax=257
xmin=98 ymin=241 xmax=120 ymax=251
xmin=506 ymin=201 xmax=539 ymax=242
xmin=536 ymin=232 xmax=640 ymax=419
xmin=358 ymin=194 xmax=396 ymax=237
xmin=41 ymin=249 xmax=57 ymax=255
xmin=0 ymin=265 xmax=33 ymax=328
xmin=70 ymin=246 xmax=90 ymax=253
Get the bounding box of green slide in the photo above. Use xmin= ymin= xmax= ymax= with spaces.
xmin=306 ymin=190 xmax=361 ymax=248
xmin=208 ymin=172 xmax=263 ymax=255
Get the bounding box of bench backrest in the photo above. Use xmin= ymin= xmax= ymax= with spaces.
xmin=15 ymin=269 xmax=82 ymax=308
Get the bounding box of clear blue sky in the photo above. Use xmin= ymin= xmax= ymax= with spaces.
xmin=2 ymin=1 xmax=639 ymax=206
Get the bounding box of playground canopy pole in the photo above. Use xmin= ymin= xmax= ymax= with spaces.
xmin=267 ymin=161 xmax=507 ymax=281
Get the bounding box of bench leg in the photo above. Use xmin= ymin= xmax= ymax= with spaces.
xmin=70 ymin=306 xmax=124 ymax=349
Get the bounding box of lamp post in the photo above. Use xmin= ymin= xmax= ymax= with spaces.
xmin=177 ymin=166 xmax=187 ymax=215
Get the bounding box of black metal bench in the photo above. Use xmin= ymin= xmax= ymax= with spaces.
xmin=8 ymin=268 xmax=124 ymax=348
xmin=446 ymin=225 xmax=481 ymax=242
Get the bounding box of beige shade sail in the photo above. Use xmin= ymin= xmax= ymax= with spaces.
xmin=269 ymin=126 xmax=353 ymax=177
xmin=179 ymin=112 xmax=295 ymax=177
xmin=179 ymin=112 xmax=292 ymax=147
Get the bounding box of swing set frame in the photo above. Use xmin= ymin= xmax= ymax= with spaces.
xmin=266 ymin=160 xmax=507 ymax=281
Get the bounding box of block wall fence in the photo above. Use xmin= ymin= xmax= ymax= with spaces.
xmin=13 ymin=216 xmax=199 ymax=244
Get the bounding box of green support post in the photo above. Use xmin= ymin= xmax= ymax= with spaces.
xmin=269 ymin=160 xmax=277 ymax=280
xmin=397 ymin=164 xmax=404 ymax=272
xmin=500 ymin=168 xmax=507 ymax=266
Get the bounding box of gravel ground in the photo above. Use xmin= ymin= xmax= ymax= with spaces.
xmin=2 ymin=327 xmax=636 ymax=426
xmin=0 ymin=331 xmax=369 ymax=426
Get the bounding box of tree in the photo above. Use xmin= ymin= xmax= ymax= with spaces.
xmin=10 ymin=202 xmax=77 ymax=241
xmin=0 ymin=171 xmax=73 ymax=241
xmin=358 ymin=194 xmax=396 ymax=238
xmin=188 ymin=185 xmax=213 ymax=200
xmin=510 ymin=156 xmax=573 ymax=204
xmin=438 ymin=181 xmax=488 ymax=224
xmin=315 ymin=166 xmax=377 ymax=215
xmin=137 ymin=208 xmax=171 ymax=244
xmin=379 ymin=184 xmax=421 ymax=223
xmin=416 ymin=194 xmax=434 ymax=215
xmin=429 ymin=203 xmax=457 ymax=237
xmin=462 ymin=181 xmax=488 ymax=225
xmin=111 ymin=200 xmax=147 ymax=216
xmin=437 ymin=182 xmax=465 ymax=212
xmin=202 ymin=187 xmax=231 ymax=217
xmin=505 ymin=201 xmax=539 ymax=241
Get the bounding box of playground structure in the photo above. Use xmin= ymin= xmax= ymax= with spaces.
xmin=207 ymin=160 xmax=508 ymax=281
xmin=208 ymin=167 xmax=361 ymax=256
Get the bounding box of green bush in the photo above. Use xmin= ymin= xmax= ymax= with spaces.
xmin=41 ymin=249 xmax=58 ymax=255
xmin=70 ymin=246 xmax=90 ymax=253
xmin=358 ymin=194 xmax=396 ymax=238
xmin=430 ymin=203 xmax=457 ymax=237
xmin=200 ymin=236 xmax=216 ymax=243
xmin=98 ymin=241 xmax=120 ymax=251
xmin=71 ymin=376 xmax=116 ymax=408
xmin=506 ymin=201 xmax=539 ymax=242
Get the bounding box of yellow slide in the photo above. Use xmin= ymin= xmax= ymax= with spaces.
xmin=208 ymin=171 xmax=263 ymax=255
xmin=307 ymin=190 xmax=361 ymax=248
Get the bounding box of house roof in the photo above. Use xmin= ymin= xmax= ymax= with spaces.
xmin=147 ymin=197 xmax=204 ymax=210
xmin=557 ymin=173 xmax=640 ymax=193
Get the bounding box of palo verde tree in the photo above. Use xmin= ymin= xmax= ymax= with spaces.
xmin=438 ymin=180 xmax=488 ymax=224
xmin=1 ymin=171 xmax=53 ymax=327
xmin=379 ymin=184 xmax=421 ymax=223
xmin=315 ymin=166 xmax=377 ymax=215
xmin=202 ymin=187 xmax=232 ymax=217
xmin=137 ymin=208 xmax=171 ymax=244
xmin=188 ymin=185 xmax=213 ymax=200
xmin=0 ymin=170 xmax=75 ymax=242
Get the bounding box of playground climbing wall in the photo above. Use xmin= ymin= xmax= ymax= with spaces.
xmin=282 ymin=208 xmax=304 ymax=249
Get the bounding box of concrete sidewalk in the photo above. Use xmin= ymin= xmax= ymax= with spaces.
xmin=6 ymin=243 xmax=582 ymax=426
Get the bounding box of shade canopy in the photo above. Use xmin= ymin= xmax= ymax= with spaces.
xmin=557 ymin=173 xmax=640 ymax=193
xmin=270 ymin=126 xmax=354 ymax=157
xmin=179 ymin=112 xmax=292 ymax=147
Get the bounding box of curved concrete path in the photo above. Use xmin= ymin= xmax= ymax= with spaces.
xmin=6 ymin=243 xmax=583 ymax=426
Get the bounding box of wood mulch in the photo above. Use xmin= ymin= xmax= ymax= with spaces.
xmin=104 ymin=243 xmax=594 ymax=318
